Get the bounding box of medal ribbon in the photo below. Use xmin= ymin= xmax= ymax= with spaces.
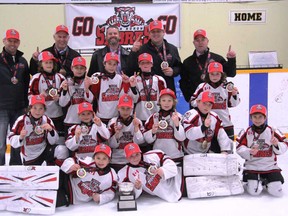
xmin=42 ymin=73 xmax=56 ymax=90
xmin=1 ymin=52 xmax=19 ymax=79
xmin=152 ymin=42 xmax=167 ymax=62
xmin=141 ymin=74 xmax=153 ymax=101
xmin=29 ymin=114 xmax=43 ymax=133
xmin=196 ymin=52 xmax=211 ymax=80
xmin=53 ymin=47 xmax=69 ymax=69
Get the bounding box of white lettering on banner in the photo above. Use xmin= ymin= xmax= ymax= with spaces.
xmin=65 ymin=4 xmax=180 ymax=50
xmin=229 ymin=10 xmax=266 ymax=24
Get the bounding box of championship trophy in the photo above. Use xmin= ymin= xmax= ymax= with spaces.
xmin=117 ymin=182 xmax=137 ymax=211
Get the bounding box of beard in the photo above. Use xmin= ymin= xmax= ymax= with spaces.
xmin=108 ymin=37 xmax=119 ymax=46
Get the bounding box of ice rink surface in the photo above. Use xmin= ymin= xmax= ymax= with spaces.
xmin=1 ymin=151 xmax=288 ymax=216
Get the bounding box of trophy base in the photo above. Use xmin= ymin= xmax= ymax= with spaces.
xmin=117 ymin=200 xmax=137 ymax=211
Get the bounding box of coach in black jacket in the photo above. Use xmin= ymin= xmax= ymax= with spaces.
xmin=128 ymin=20 xmax=182 ymax=93
xmin=0 ymin=29 xmax=30 ymax=165
xmin=29 ymin=25 xmax=80 ymax=78
xmin=179 ymin=29 xmax=236 ymax=103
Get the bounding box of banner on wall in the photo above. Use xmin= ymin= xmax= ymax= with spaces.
xmin=65 ymin=4 xmax=180 ymax=50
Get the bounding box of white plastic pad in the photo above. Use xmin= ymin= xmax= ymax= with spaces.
xmin=183 ymin=153 xmax=240 ymax=176
xmin=185 ymin=175 xmax=244 ymax=199
xmin=0 ymin=190 xmax=57 ymax=215
xmin=0 ymin=166 xmax=59 ymax=190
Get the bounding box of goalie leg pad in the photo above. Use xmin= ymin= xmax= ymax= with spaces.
xmin=266 ymin=181 xmax=283 ymax=197
xmin=246 ymin=180 xmax=263 ymax=196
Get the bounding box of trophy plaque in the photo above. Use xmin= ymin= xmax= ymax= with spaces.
xmin=117 ymin=182 xmax=137 ymax=211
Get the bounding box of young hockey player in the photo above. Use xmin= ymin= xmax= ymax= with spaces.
xmin=61 ymin=144 xmax=117 ymax=204
xmin=28 ymin=51 xmax=66 ymax=142
xmin=65 ymin=102 xmax=110 ymax=158
xmin=236 ymin=104 xmax=288 ymax=197
xmin=182 ymin=91 xmax=232 ymax=154
xmin=9 ymin=95 xmax=67 ymax=165
xmin=190 ymin=61 xmax=240 ymax=142
xmin=118 ymin=143 xmax=182 ymax=202
xmin=129 ymin=52 xmax=166 ymax=125
xmin=107 ymin=94 xmax=144 ymax=171
xmin=143 ymin=88 xmax=185 ymax=162
xmin=88 ymin=52 xmax=130 ymax=125
xmin=59 ymin=57 xmax=94 ymax=134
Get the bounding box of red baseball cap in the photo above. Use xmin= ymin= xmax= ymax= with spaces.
xmin=38 ymin=51 xmax=56 ymax=62
xmin=30 ymin=95 xmax=45 ymax=106
xmin=159 ymin=88 xmax=176 ymax=99
xmin=118 ymin=94 xmax=133 ymax=108
xmin=194 ymin=29 xmax=207 ymax=39
xmin=55 ymin=25 xmax=69 ymax=35
xmin=250 ymin=104 xmax=267 ymax=117
xmin=72 ymin=57 xmax=86 ymax=68
xmin=124 ymin=143 xmax=142 ymax=159
xmin=104 ymin=52 xmax=119 ymax=63
xmin=138 ymin=53 xmax=153 ymax=63
xmin=197 ymin=91 xmax=215 ymax=104
xmin=149 ymin=20 xmax=164 ymax=32
xmin=208 ymin=62 xmax=223 ymax=73
xmin=94 ymin=144 xmax=112 ymax=158
xmin=78 ymin=102 xmax=93 ymax=114
xmin=5 ymin=29 xmax=20 ymax=40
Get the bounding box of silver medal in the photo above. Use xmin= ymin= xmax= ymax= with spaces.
xmin=145 ymin=101 xmax=154 ymax=110
xmin=48 ymin=88 xmax=58 ymax=97
xmin=148 ymin=164 xmax=157 ymax=176
xmin=90 ymin=74 xmax=99 ymax=84
xmin=34 ymin=125 xmax=44 ymax=135
xmin=158 ymin=120 xmax=168 ymax=130
xmin=160 ymin=61 xmax=169 ymax=69
xmin=225 ymin=82 xmax=234 ymax=92
xmin=76 ymin=168 xmax=87 ymax=178
xmin=81 ymin=125 xmax=89 ymax=135
xmin=11 ymin=76 xmax=18 ymax=84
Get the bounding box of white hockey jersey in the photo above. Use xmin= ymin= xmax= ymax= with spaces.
xmin=117 ymin=150 xmax=182 ymax=202
xmin=131 ymin=74 xmax=166 ymax=122
xmin=89 ymin=73 xmax=131 ymax=121
xmin=182 ymin=108 xmax=231 ymax=154
xmin=143 ymin=111 xmax=185 ymax=160
xmin=236 ymin=125 xmax=288 ymax=172
xmin=107 ymin=116 xmax=145 ymax=165
xmin=9 ymin=114 xmax=59 ymax=161
xmin=59 ymin=77 xmax=94 ymax=125
xmin=61 ymin=156 xmax=117 ymax=205
xmin=190 ymin=82 xmax=240 ymax=128
xmin=65 ymin=122 xmax=110 ymax=159
xmin=29 ymin=72 xmax=65 ymax=119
